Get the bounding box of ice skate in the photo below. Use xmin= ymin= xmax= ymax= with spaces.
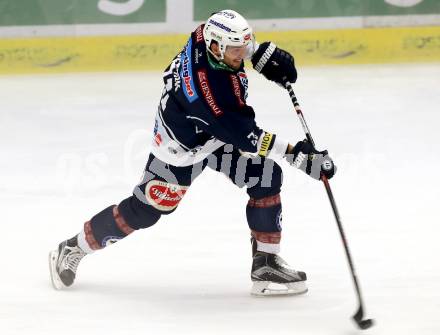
xmin=49 ymin=236 xmax=86 ymax=290
xmin=250 ymin=238 xmax=307 ymax=296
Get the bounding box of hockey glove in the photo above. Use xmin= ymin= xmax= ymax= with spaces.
xmin=285 ymin=140 xmax=336 ymax=180
xmin=251 ymin=42 xmax=297 ymax=87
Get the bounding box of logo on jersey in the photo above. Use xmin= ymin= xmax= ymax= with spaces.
xmin=153 ymin=119 xmax=162 ymax=146
xmin=153 ymin=118 xmax=159 ymax=134
xmin=195 ymin=25 xmax=204 ymax=42
xmin=247 ymin=131 xmax=259 ymax=146
xmin=189 ymin=146 xmax=204 ymax=156
xmin=154 ymin=133 xmax=162 ymax=146
xmin=182 ymin=59 xmax=195 ymax=98
xmin=230 ymin=74 xmax=245 ymax=107
xmin=173 ymin=71 xmax=181 ymax=91
xmin=145 ymin=180 xmax=188 ymax=211
xmin=180 ymin=39 xmax=198 ymax=103
xmin=238 ymin=72 xmax=248 ymax=100
xmin=194 ymin=48 xmax=203 ymax=64
xmin=169 ymin=57 xmax=181 ymax=91
xmin=168 ymin=147 xmax=178 ymax=155
xmin=197 ymin=69 xmax=223 ymax=117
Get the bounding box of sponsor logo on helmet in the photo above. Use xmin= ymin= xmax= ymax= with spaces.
xmin=219 ymin=11 xmax=236 ymax=19
xmin=145 ymin=180 xmax=188 ymax=211
xmin=244 ymin=33 xmax=251 ymax=41
xmin=209 ymin=19 xmax=232 ymax=32
xmin=210 ymin=31 xmax=222 ymax=41
xmin=197 ymin=69 xmax=223 ymax=117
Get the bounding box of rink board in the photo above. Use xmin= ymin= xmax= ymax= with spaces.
xmin=0 ymin=26 xmax=439 ymax=74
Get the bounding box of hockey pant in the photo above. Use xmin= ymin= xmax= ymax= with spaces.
xmin=81 ymin=144 xmax=283 ymax=254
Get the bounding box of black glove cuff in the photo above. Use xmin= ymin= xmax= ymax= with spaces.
xmin=251 ymin=42 xmax=276 ymax=73
xmin=292 ymin=140 xmax=305 ymax=159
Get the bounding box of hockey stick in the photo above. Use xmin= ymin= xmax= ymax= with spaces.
xmin=285 ymin=82 xmax=374 ymax=330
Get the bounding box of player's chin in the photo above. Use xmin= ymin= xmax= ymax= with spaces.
xmin=231 ymin=59 xmax=242 ymax=69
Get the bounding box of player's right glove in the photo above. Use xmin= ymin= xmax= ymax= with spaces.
xmin=285 ymin=139 xmax=336 ymax=180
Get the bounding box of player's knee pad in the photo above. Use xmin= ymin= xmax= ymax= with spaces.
xmin=246 ymin=193 xmax=283 ymax=233
xmin=247 ymin=162 xmax=283 ymax=199
xmin=86 ymin=204 xmax=135 ymax=249
xmin=118 ymin=196 xmax=162 ymax=230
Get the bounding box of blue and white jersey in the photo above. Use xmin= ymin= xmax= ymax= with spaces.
xmin=151 ymin=24 xmax=285 ymax=167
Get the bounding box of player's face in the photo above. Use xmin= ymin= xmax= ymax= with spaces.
xmin=223 ymin=45 xmax=247 ymax=69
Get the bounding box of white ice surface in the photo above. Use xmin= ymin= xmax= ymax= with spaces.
xmin=1 ymin=63 xmax=440 ymax=335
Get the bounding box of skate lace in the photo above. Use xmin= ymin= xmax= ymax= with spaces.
xmin=64 ymin=247 xmax=86 ymax=273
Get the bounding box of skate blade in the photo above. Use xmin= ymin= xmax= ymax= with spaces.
xmin=251 ymin=281 xmax=308 ymax=296
xmin=48 ymin=250 xmax=66 ymax=290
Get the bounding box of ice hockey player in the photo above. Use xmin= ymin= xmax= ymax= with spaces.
xmin=49 ymin=9 xmax=336 ymax=296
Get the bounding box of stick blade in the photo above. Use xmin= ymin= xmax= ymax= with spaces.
xmin=353 ymin=306 xmax=375 ymax=330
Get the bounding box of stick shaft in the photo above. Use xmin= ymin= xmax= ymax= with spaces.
xmin=286 ymin=82 xmax=366 ymax=313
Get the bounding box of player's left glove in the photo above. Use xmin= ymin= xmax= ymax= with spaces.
xmin=285 ymin=139 xmax=336 ymax=180
xmin=251 ymin=42 xmax=297 ymax=87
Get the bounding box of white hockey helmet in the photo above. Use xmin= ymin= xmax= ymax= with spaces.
xmin=203 ymin=9 xmax=254 ymax=60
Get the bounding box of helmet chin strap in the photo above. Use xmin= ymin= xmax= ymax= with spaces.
xmin=207 ymin=45 xmax=225 ymax=61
